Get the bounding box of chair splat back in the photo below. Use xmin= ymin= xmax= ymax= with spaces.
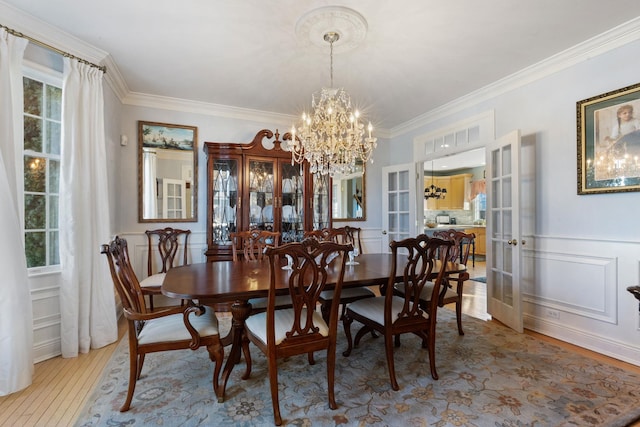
xmin=102 ymin=236 xmax=148 ymax=316
xmin=432 ymin=229 xmax=475 ymax=265
xmin=146 ymin=227 xmax=191 ymax=275
xmin=230 ymin=230 xmax=280 ymax=261
xmin=391 ymin=235 xmax=451 ymax=321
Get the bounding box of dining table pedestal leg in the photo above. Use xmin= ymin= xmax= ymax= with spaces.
xmin=218 ymin=300 xmax=252 ymax=402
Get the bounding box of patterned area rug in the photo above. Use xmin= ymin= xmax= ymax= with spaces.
xmin=76 ymin=309 xmax=640 ymax=426
xmin=471 ymin=276 xmax=487 ymax=283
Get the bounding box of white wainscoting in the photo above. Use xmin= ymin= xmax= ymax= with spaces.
xmin=31 ymin=285 xmax=61 ymax=362
xmin=524 ymin=234 xmax=640 ymax=366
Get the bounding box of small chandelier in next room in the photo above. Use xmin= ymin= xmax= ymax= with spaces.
xmin=424 ymin=161 xmax=447 ymax=199
xmin=290 ymin=31 xmax=377 ymax=176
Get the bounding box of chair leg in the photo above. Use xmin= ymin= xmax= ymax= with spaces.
xmin=424 ymin=326 xmax=439 ymax=380
xmin=308 ymin=351 xmax=316 ymax=365
xmin=148 ymin=294 xmax=154 ymax=311
xmin=267 ymin=353 xmax=282 ymax=426
xmin=320 ymin=301 xmax=331 ymax=325
xmin=384 ymin=332 xmax=399 ymax=391
xmin=455 ymin=300 xmax=465 ymax=335
xmin=136 ymin=354 xmax=146 ymax=380
xmin=342 ymin=313 xmax=354 ymax=357
xmin=121 ymin=348 xmax=139 ymax=412
xmin=326 ymin=344 xmax=337 ymax=410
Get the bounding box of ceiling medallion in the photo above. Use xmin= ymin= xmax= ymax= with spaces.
xmin=295 ymin=6 xmax=368 ymax=54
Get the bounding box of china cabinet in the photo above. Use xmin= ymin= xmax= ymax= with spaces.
xmin=204 ymin=129 xmax=330 ymax=261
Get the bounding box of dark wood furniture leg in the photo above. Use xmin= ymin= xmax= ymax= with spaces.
xmin=218 ymin=300 xmax=252 ymax=402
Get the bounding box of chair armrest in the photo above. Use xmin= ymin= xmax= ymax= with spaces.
xmin=123 ymin=305 xmax=187 ymax=321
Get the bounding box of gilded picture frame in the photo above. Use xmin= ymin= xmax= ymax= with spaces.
xmin=577 ymin=83 xmax=640 ymax=195
xmin=138 ymin=121 xmax=198 ymax=222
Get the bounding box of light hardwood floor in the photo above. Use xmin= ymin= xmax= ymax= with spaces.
xmin=2 ymin=262 xmax=640 ymax=426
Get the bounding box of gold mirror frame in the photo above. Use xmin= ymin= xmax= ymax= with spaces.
xmin=138 ymin=121 xmax=198 ymax=223
xmin=332 ymin=162 xmax=366 ymax=221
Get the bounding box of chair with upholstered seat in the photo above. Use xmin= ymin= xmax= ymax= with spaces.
xmin=140 ymin=227 xmax=191 ymax=311
xmin=316 ymin=226 xmax=376 ymax=324
xmin=101 ymin=236 xmax=224 ymax=411
xmin=343 ymin=235 xmax=452 ymax=389
xmin=431 ymin=229 xmax=475 ymax=335
xmin=242 ymin=239 xmax=351 ymax=425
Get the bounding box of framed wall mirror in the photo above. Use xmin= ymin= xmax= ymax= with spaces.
xmin=138 ymin=121 xmax=198 ymax=222
xmin=332 ymin=160 xmax=365 ymax=221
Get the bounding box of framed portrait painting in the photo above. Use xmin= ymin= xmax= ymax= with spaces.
xmin=577 ymin=82 xmax=640 ymax=195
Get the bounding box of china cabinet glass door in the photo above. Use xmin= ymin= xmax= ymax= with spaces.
xmin=312 ymin=173 xmax=330 ymax=230
xmin=280 ymin=163 xmax=304 ymax=242
xmin=211 ymin=158 xmax=238 ymax=244
xmin=248 ymin=159 xmax=275 ymax=231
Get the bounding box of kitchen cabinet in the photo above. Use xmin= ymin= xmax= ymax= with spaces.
xmin=464 ymin=227 xmax=486 ymax=255
xmin=204 ymin=129 xmax=330 ymax=261
xmin=424 ymin=173 xmax=472 ymax=210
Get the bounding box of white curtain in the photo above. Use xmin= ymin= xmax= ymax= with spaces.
xmin=142 ymin=147 xmax=157 ymax=218
xmin=59 ymin=58 xmax=117 ymax=357
xmin=0 ymin=29 xmax=33 ymax=396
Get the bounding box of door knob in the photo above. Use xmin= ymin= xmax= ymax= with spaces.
xmin=382 ymin=230 xmax=387 ymax=235
xmin=508 ymin=239 xmax=518 ymax=246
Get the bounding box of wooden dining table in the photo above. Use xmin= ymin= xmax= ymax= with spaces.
xmin=162 ymin=253 xmax=465 ymax=401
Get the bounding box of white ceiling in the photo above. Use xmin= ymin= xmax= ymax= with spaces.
xmin=4 ymin=1 xmax=640 ymax=133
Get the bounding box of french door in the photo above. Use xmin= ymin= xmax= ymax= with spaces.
xmin=486 ymin=130 xmax=535 ymax=333
xmin=381 ymin=163 xmax=416 ymax=252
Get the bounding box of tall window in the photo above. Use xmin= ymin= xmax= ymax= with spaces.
xmin=23 ymin=70 xmax=61 ymax=269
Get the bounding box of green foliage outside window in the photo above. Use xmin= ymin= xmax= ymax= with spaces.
xmin=23 ymin=76 xmax=61 ymax=268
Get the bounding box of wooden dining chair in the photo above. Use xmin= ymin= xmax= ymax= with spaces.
xmin=230 ymin=230 xmax=288 ymax=313
xmin=230 ymin=229 xmax=280 ymax=261
xmin=241 ymin=239 xmax=352 ymax=426
xmin=101 ymin=236 xmax=224 ymax=411
xmin=317 ymin=226 xmax=376 ymax=324
xmin=431 ymin=229 xmax=475 ymax=335
xmin=140 ymin=227 xmax=191 ymax=310
xmin=343 ymin=235 xmax=452 ymax=389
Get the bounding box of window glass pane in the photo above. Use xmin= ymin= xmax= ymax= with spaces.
xmin=47 ymin=121 xmax=61 ymax=155
xmin=23 ymin=77 xmax=42 ymax=116
xmin=24 ymin=156 xmax=46 ymax=192
xmin=388 ymin=172 xmax=397 ymax=191
xmin=398 ymin=170 xmax=409 ymax=191
xmin=25 ymin=232 xmax=46 ymax=268
xmin=49 ymin=195 xmax=59 ymax=228
xmin=46 ymin=85 xmax=62 ymax=120
xmin=25 ymin=194 xmax=46 ymax=229
xmin=49 ymin=231 xmax=60 ymax=265
xmin=24 ymin=116 xmax=42 ymax=152
xmin=49 ymin=160 xmax=60 ymax=193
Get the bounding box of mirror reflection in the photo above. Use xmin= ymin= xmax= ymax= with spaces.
xmin=332 ymin=161 xmax=365 ymax=221
xmin=138 ymin=121 xmax=197 ymax=222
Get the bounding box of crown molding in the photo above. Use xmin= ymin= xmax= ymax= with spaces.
xmin=123 ymin=92 xmax=296 ymax=125
xmin=390 ymin=16 xmax=640 ymax=138
xmin=102 ymin=54 xmax=129 ymax=100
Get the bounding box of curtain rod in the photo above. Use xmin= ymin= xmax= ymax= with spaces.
xmin=1 ymin=23 xmax=106 ymax=73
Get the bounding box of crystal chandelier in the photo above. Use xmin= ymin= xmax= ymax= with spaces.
xmin=424 ymin=161 xmax=447 ymax=199
xmin=290 ymin=32 xmax=377 ymax=176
